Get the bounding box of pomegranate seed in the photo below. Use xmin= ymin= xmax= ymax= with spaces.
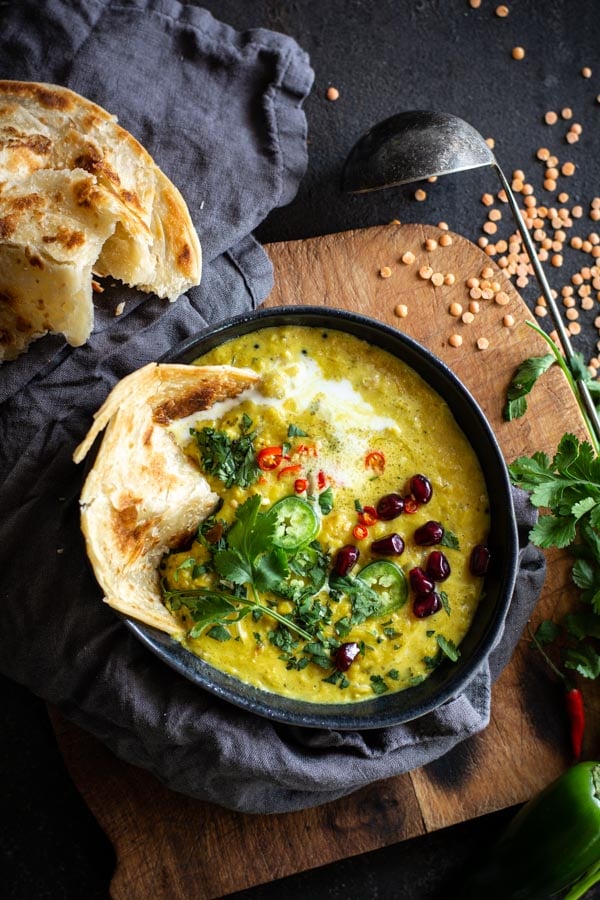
xmin=470 ymin=544 xmax=491 ymax=576
xmin=426 ymin=550 xmax=451 ymax=582
xmin=410 ymin=474 xmax=433 ymax=504
xmin=409 ymin=567 xmax=434 ymax=595
xmin=413 ymin=592 xmax=442 ymax=618
xmin=377 ymin=493 xmax=405 ymax=520
xmin=336 ymin=641 xmax=361 ymax=671
xmin=333 ymin=545 xmax=360 ymax=577
xmin=371 ymin=533 xmax=405 ymax=555
xmin=414 ymin=520 xmax=444 ymax=546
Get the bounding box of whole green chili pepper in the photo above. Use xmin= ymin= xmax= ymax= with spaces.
xmin=466 ymin=761 xmax=600 ymax=900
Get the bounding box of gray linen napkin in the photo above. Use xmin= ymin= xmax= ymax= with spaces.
xmin=0 ymin=0 xmax=546 ymax=814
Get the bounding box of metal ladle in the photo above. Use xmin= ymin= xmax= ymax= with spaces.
xmin=342 ymin=109 xmax=600 ymax=443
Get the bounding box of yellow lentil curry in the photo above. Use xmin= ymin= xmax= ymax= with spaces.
xmin=161 ymin=326 xmax=491 ymax=703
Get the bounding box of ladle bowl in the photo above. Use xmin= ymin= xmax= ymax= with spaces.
xmin=342 ymin=110 xmax=494 ymax=192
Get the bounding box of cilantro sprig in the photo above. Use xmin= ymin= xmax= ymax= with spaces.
xmin=163 ymin=495 xmax=313 ymax=642
xmin=506 ymin=321 xmax=600 ymax=686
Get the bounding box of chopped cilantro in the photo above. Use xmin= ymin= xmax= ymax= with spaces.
xmin=436 ymin=635 xmax=461 ymax=662
xmin=206 ymin=624 xmax=232 ymax=642
xmin=193 ymin=418 xmax=259 ymax=488
xmin=370 ymin=674 xmax=389 ymax=695
xmin=288 ymin=423 xmax=308 ymax=437
xmin=440 ymin=530 xmax=460 ymax=550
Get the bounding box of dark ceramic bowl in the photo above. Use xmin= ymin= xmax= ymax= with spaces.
xmin=126 ymin=306 xmax=518 ymax=729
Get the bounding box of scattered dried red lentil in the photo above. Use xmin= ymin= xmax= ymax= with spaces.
xmin=449 ymin=334 xmax=463 ymax=348
xmin=511 ymin=46 xmax=525 ymax=60
xmin=477 ymin=337 xmax=490 ymax=350
xmin=395 ymin=304 xmax=408 ymax=318
xmin=379 ymin=266 xmax=393 ymax=278
xmin=414 ymin=189 xmax=427 ymax=202
xmin=326 ymin=86 xmax=339 ymax=101
xmin=401 ymin=251 xmax=416 ymax=265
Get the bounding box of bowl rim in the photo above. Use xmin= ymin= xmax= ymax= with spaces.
xmin=124 ymin=305 xmax=518 ymax=729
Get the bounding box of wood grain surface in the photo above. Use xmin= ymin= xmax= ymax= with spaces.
xmin=50 ymin=224 xmax=599 ymax=899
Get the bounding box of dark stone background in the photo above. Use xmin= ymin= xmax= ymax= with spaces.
xmin=3 ymin=1 xmax=600 ymax=898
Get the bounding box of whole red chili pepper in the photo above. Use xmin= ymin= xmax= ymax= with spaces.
xmin=528 ymin=623 xmax=585 ymax=761
xmin=565 ymin=687 xmax=585 ymax=762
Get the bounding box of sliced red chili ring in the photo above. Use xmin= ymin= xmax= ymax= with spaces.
xmin=353 ymin=524 xmax=369 ymax=540
xmin=257 ymin=446 xmax=283 ymax=470
xmin=278 ymin=464 xmax=302 ymax=480
xmin=297 ymin=443 xmax=318 ymax=457
xmin=403 ymin=498 xmax=418 ymax=514
xmin=359 ymin=505 xmax=379 ymax=526
xmin=294 ymin=478 xmax=308 ymax=493
xmin=317 ymin=470 xmax=327 ymax=490
xmin=365 ymin=450 xmax=386 ymax=473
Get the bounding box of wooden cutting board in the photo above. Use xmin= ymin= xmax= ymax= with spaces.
xmin=50 ymin=224 xmax=599 ymax=899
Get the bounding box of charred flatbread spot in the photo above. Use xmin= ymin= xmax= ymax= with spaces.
xmin=177 ymin=243 xmax=192 ymax=272
xmin=24 ymin=248 xmax=44 ymax=269
xmin=0 ymin=132 xmax=52 ymax=156
xmin=42 ymin=226 xmax=85 ymax=250
xmin=36 ymin=87 xmax=71 ymax=110
xmin=0 ymin=82 xmax=71 ymax=110
xmin=15 ymin=315 xmax=31 ymax=332
xmin=153 ymin=383 xmax=248 ymax=424
xmin=72 ymin=179 xmax=101 ymax=208
xmin=73 ymin=149 xmax=104 ymax=173
xmin=9 ymin=193 xmax=45 ymax=212
xmin=111 ymin=503 xmax=154 ymax=557
xmin=0 ymin=214 xmax=16 ymax=238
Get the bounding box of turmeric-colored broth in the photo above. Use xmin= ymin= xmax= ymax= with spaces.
xmin=162 ymin=326 xmax=490 ymax=703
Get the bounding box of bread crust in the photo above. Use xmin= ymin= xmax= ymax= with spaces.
xmin=74 ymin=363 xmax=259 ymax=636
xmin=0 ymin=81 xmax=202 ymax=361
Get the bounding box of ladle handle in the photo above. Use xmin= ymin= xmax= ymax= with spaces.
xmin=495 ymin=164 xmax=600 ymax=446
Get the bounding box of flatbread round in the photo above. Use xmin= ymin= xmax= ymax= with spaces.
xmin=0 ymin=81 xmax=202 ymax=361
xmin=74 ymin=363 xmax=259 ymax=636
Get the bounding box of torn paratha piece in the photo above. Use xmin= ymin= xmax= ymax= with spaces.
xmin=74 ymin=363 xmax=259 ymax=635
xmin=0 ymin=80 xmax=202 ymax=361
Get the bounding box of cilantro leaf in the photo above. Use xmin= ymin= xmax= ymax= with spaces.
xmin=370 ymin=674 xmax=389 ymax=695
xmin=503 ymin=354 xmax=555 ymax=421
xmin=212 ymin=549 xmax=252 ymax=585
xmin=436 ymin=635 xmax=461 ymax=662
xmin=440 ymin=530 xmax=460 ymax=550
xmin=253 ymin=548 xmax=289 ymax=593
xmin=532 ymin=619 xmax=560 ymax=645
xmin=529 ymin=513 xmax=577 ymax=549
xmin=564 ymin=644 xmax=600 ymax=679
xmin=565 ymin=611 xmax=600 ymax=640
xmin=572 ymin=558 xmax=597 ymax=590
xmin=318 ymin=487 xmax=334 ymax=515
xmin=288 ymin=424 xmax=308 ymax=437
xmin=207 ymin=624 xmax=232 ymax=642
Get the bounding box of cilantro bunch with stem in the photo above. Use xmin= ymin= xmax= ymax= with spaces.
xmin=506 ymin=319 xmax=600 ymax=691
